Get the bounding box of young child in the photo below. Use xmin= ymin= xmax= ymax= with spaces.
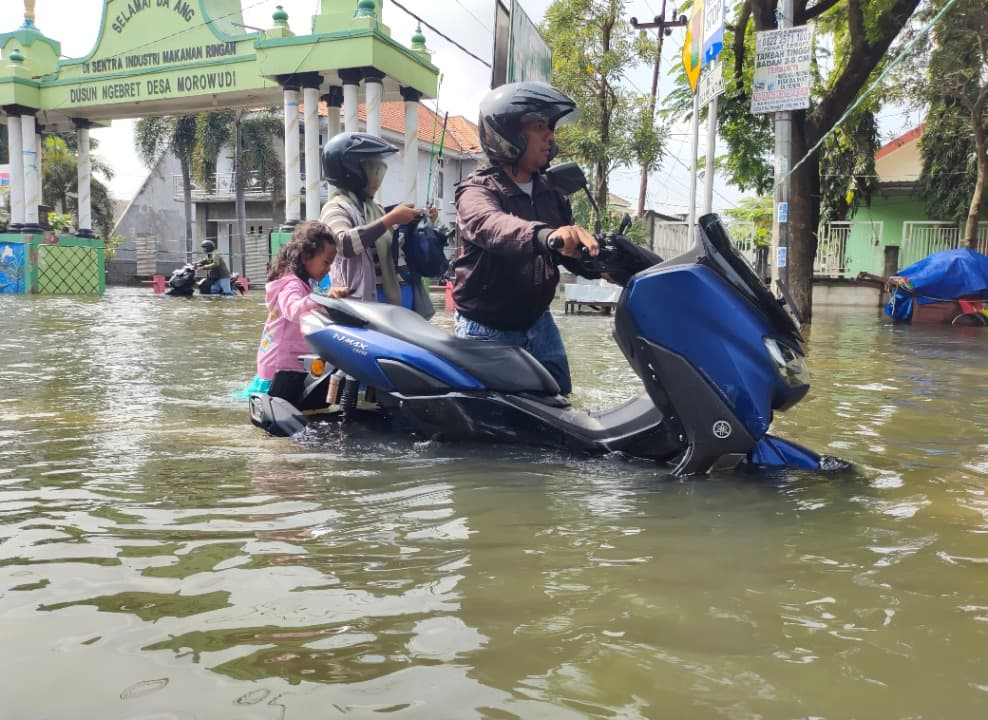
xmin=247 ymin=221 xmax=350 ymax=395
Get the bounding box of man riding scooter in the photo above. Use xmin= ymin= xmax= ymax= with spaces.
xmin=195 ymin=240 xmax=234 ymax=295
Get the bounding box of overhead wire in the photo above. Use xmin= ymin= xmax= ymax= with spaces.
xmin=387 ymin=0 xmax=492 ymax=67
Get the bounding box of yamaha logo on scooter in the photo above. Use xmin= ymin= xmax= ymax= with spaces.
xmin=712 ymin=420 xmax=733 ymax=439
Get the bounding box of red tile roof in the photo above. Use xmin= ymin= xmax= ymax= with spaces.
xmin=875 ymin=125 xmax=923 ymax=161
xmin=301 ymin=100 xmax=482 ymax=155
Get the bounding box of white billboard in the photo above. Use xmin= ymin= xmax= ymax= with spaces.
xmin=751 ymin=25 xmax=815 ymax=114
xmin=492 ymin=0 xmax=552 ymax=87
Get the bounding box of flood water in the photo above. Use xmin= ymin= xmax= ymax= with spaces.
xmin=1 ymin=287 xmax=986 ymax=719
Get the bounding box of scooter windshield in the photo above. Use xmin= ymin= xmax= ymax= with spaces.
xmin=697 ymin=214 xmax=803 ymax=343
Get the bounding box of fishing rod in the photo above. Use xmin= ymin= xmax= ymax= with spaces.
xmin=426 ymin=111 xmax=449 ymax=214
xmin=424 ymin=73 xmax=444 ymax=214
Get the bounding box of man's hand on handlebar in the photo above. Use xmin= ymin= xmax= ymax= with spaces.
xmin=547 ymin=225 xmax=599 ymax=259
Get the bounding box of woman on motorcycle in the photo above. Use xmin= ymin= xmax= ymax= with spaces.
xmin=319 ymin=132 xmax=437 ymax=309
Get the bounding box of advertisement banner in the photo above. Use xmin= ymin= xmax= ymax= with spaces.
xmin=751 ymin=25 xmax=815 ymax=114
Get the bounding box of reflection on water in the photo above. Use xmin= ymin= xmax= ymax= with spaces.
xmin=1 ymin=290 xmax=987 ymax=718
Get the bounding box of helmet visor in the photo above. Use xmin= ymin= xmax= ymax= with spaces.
xmin=519 ymin=105 xmax=579 ymax=130
xmin=360 ymin=158 xmax=388 ymax=191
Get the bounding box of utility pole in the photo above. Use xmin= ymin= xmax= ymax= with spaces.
xmin=631 ymin=2 xmax=687 ymax=219
xmin=771 ymin=0 xmax=793 ymax=291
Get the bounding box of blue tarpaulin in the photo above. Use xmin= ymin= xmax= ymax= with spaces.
xmin=885 ymin=248 xmax=988 ymax=321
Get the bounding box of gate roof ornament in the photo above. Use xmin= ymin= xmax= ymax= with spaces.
xmin=0 ymin=0 xmax=438 ymax=130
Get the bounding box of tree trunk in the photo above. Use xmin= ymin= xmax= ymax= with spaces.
xmin=963 ymin=91 xmax=987 ymax=248
xmin=787 ymin=112 xmax=821 ymax=321
xmin=180 ymin=157 xmax=193 ymax=259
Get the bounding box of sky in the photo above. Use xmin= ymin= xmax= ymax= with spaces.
xmin=0 ymin=0 xmax=920 ymax=215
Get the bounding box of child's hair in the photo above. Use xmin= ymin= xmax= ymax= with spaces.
xmin=267 ymin=221 xmax=337 ymax=282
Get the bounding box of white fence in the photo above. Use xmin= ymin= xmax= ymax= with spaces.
xmin=650 ymin=221 xmax=690 ymax=261
xmin=172 ymin=171 xmax=270 ymax=199
xmin=815 ymin=221 xmax=883 ymax=278
xmin=648 ymin=219 xmax=760 ymax=269
xmin=899 ymin=221 xmax=988 ymax=268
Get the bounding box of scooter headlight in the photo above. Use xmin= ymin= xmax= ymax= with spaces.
xmin=763 ymin=337 xmax=808 ymax=387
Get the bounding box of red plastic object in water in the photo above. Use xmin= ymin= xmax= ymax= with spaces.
xmin=142 ymin=274 xmax=167 ymax=294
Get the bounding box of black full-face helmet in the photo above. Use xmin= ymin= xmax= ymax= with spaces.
xmin=478 ymin=81 xmax=577 ymax=166
xmin=322 ymin=132 xmax=399 ymax=198
xmin=201 ymin=240 xmax=215 ymax=252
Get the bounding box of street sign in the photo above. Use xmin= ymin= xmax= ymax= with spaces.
xmin=702 ymin=0 xmax=724 ymax=65
xmin=777 ymin=246 xmax=788 ymax=267
xmin=777 ymin=201 xmax=788 ymax=223
xmin=699 ymin=58 xmax=725 ymax=106
xmin=681 ymin=0 xmax=704 ymax=93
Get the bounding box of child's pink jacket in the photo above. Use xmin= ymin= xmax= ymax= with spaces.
xmin=256 ymin=275 xmax=319 ymax=380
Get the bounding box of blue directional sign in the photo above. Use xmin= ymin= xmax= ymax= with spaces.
xmin=702 ymin=0 xmax=724 ymax=66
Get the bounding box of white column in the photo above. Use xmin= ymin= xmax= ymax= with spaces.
xmin=303 ymin=85 xmax=321 ymax=220
xmin=21 ymin=114 xmax=39 ymax=227
xmin=326 ymin=87 xmax=342 ymax=140
xmin=36 ymin=130 xmax=43 ymax=215
xmin=7 ymin=116 xmax=24 ymax=227
xmin=365 ymin=75 xmax=383 ymax=138
xmin=77 ymin=125 xmax=93 ymax=234
xmin=402 ymin=90 xmax=420 ymax=205
xmin=283 ymin=87 xmax=301 ymax=226
xmin=342 ymin=79 xmax=359 ymax=133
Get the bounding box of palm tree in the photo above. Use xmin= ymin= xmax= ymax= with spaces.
xmin=195 ymin=108 xmax=283 ymax=274
xmin=134 ymin=115 xmax=197 ymax=258
xmin=41 ymin=134 xmax=116 ymax=237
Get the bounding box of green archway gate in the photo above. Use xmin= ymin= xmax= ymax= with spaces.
xmin=0 ymin=0 xmax=439 ymax=293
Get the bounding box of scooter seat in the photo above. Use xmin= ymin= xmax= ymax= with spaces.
xmin=312 ymin=297 xmax=561 ymax=395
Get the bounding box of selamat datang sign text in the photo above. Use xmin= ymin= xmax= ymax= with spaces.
xmin=751 ymin=26 xmax=814 ymax=114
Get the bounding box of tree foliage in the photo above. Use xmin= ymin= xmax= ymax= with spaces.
xmin=913 ymin=0 xmax=987 ymax=246
xmin=819 ymin=105 xmax=880 ymax=224
xmin=723 ymin=195 xmax=773 ymax=246
xmin=664 ymin=0 xmax=921 ymax=320
xmin=40 ymin=134 xmax=116 ymax=239
xmin=542 ymin=0 xmax=669 ymax=215
xmin=194 ymin=109 xmax=283 ymax=274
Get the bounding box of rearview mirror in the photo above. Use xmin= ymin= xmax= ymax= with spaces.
xmin=544 ymin=162 xmax=587 ymax=196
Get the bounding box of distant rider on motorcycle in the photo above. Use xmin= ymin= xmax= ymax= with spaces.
xmin=195 ymin=240 xmax=234 ymax=295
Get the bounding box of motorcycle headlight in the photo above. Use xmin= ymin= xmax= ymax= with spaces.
xmin=763 ymin=337 xmax=809 ymax=387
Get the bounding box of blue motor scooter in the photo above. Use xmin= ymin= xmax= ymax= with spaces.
xmin=249 ymin=164 xmax=845 ymax=475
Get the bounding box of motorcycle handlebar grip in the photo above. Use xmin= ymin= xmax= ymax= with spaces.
xmin=547 ymin=235 xmax=564 ymax=251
